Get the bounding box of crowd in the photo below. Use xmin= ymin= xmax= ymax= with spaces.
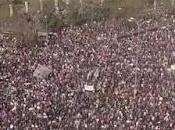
xmin=1 ymin=10 xmax=175 ymax=130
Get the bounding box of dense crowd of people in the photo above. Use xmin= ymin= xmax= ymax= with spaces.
xmin=1 ymin=10 xmax=175 ymax=129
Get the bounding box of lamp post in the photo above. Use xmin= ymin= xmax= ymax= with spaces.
xmin=45 ymin=15 xmax=49 ymax=42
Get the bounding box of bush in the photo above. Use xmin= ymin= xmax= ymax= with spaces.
xmin=12 ymin=0 xmax=23 ymax=4
xmin=3 ymin=9 xmax=42 ymax=48
xmin=40 ymin=1 xmax=110 ymax=30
